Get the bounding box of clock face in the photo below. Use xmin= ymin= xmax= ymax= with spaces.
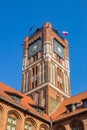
xmin=29 ymin=39 xmax=42 ymax=58
xmin=53 ymin=39 xmax=64 ymax=59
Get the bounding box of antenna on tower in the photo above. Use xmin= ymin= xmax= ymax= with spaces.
xmin=28 ymin=26 xmax=34 ymax=35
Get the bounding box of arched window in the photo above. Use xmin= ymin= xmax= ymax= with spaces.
xmin=6 ymin=115 xmax=16 ymax=130
xmin=6 ymin=110 xmax=21 ymax=130
xmin=70 ymin=119 xmax=84 ymax=130
xmin=24 ymin=118 xmax=37 ymax=130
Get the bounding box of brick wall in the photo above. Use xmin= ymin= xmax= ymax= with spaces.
xmin=0 ymin=101 xmax=49 ymax=130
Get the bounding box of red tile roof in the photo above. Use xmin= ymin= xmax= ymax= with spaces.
xmin=0 ymin=82 xmax=87 ymax=122
xmin=50 ymin=91 xmax=87 ymax=121
xmin=0 ymin=82 xmax=50 ymax=121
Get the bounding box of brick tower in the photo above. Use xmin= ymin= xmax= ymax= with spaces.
xmin=21 ymin=22 xmax=71 ymax=115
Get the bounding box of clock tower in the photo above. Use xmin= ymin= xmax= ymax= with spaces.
xmin=21 ymin=22 xmax=71 ymax=115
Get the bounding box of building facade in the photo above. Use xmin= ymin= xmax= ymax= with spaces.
xmin=0 ymin=22 xmax=87 ymax=130
xmin=0 ymin=82 xmax=87 ymax=130
xmin=0 ymin=82 xmax=50 ymax=130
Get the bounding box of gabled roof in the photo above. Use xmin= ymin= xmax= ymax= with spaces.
xmin=0 ymin=82 xmax=50 ymax=121
xmin=0 ymin=82 xmax=35 ymax=104
xmin=50 ymin=91 xmax=87 ymax=121
xmin=0 ymin=82 xmax=87 ymax=122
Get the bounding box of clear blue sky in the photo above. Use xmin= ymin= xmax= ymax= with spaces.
xmin=0 ymin=0 xmax=87 ymax=96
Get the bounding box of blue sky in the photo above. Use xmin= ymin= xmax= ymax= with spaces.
xmin=0 ymin=0 xmax=87 ymax=95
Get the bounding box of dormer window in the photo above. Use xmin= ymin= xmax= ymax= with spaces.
xmin=30 ymin=104 xmax=45 ymax=114
xmin=6 ymin=92 xmax=22 ymax=103
xmin=10 ymin=95 xmax=21 ymax=103
xmin=82 ymin=99 xmax=87 ymax=108
xmin=66 ymin=103 xmax=80 ymax=113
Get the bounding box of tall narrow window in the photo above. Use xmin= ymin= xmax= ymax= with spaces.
xmin=40 ymin=63 xmax=43 ymax=84
xmin=29 ymin=69 xmax=32 ymax=90
xmin=42 ymin=89 xmax=46 ymax=107
xmin=64 ymin=73 xmax=67 ymax=93
xmin=28 ymin=71 xmax=30 ymax=90
xmin=31 ymin=68 xmax=34 ymax=88
xmin=50 ymin=63 xmax=52 ymax=83
xmin=24 ymin=72 xmax=29 ymax=92
xmin=50 ymin=63 xmax=55 ymax=84
xmin=35 ymin=66 xmax=38 ymax=87
xmin=6 ymin=116 xmax=16 ymax=130
xmin=43 ymin=63 xmax=44 ymax=83
xmin=52 ymin=64 xmax=55 ymax=85
xmin=24 ymin=72 xmax=26 ymax=92
xmin=26 ymin=72 xmax=29 ymax=92
xmin=65 ymin=75 xmax=68 ymax=94
xmin=35 ymin=92 xmax=39 ymax=105
xmin=44 ymin=62 xmax=47 ymax=83
xmin=22 ymin=74 xmax=25 ymax=93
